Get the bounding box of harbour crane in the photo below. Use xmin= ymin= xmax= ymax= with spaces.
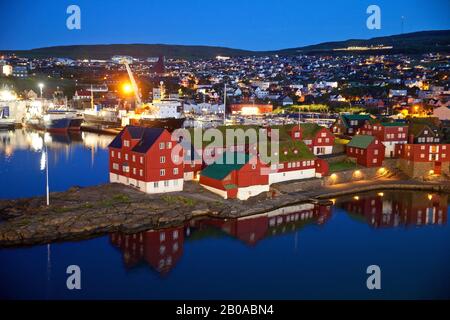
xmin=119 ymin=57 xmax=143 ymax=108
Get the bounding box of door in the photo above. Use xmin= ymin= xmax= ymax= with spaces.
xmin=434 ymin=161 xmax=442 ymax=175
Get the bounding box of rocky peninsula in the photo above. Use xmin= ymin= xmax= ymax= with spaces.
xmin=0 ymin=177 xmax=449 ymax=247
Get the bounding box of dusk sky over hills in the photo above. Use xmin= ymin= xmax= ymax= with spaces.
xmin=0 ymin=0 xmax=449 ymax=50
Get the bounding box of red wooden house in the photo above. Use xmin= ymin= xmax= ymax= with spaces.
xmin=346 ymin=135 xmax=385 ymax=167
xmin=288 ymin=123 xmax=335 ymax=155
xmin=394 ymin=143 xmax=450 ymax=178
xmin=199 ymin=152 xmax=270 ymax=200
xmin=358 ymin=120 xmax=408 ymax=157
xmin=108 ymin=126 xmax=184 ymax=194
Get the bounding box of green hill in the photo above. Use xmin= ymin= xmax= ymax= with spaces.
xmin=2 ymin=30 xmax=449 ymax=59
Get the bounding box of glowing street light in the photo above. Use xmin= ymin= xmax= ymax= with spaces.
xmin=38 ymin=83 xmax=44 ymax=99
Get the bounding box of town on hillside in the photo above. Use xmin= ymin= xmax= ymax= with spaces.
xmin=1 ymin=50 xmax=449 ymax=201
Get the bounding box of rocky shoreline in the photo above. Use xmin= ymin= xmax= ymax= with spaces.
xmin=1 ymin=178 xmax=449 ymax=247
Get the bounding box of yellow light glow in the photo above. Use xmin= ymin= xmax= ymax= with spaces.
xmin=378 ymin=167 xmax=386 ymax=174
xmin=241 ymin=107 xmax=260 ymax=116
xmin=122 ymin=83 xmax=133 ymax=94
xmin=429 ymin=170 xmax=435 ymax=175
xmin=353 ymin=170 xmax=362 ymax=179
xmin=428 ymin=194 xmax=433 ymax=201
xmin=330 ymin=199 xmax=336 ymax=205
xmin=0 ymin=90 xmax=17 ymax=101
xmin=354 ymin=196 xmax=360 ymax=200
xmin=330 ymin=173 xmax=337 ymax=179
xmin=378 ymin=192 xmax=384 ymax=197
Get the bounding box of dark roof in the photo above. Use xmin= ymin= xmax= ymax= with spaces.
xmin=108 ymin=126 xmax=165 ymax=153
xmin=347 ymin=135 xmax=375 ymax=149
xmin=201 ymin=152 xmax=252 ymax=180
xmin=341 ymin=114 xmax=372 ymax=128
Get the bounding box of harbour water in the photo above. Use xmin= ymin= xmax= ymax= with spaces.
xmin=0 ymin=129 xmax=449 ymax=299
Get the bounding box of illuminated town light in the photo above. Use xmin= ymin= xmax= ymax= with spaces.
xmin=429 ymin=169 xmax=435 ymax=175
xmin=377 ymin=192 xmax=384 ymax=197
xmin=353 ymin=196 xmax=359 ymax=200
xmin=353 ymin=170 xmax=362 ymax=179
xmin=122 ymin=83 xmax=133 ymax=94
xmin=428 ymin=194 xmax=433 ymax=201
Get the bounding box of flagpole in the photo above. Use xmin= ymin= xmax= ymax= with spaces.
xmin=45 ymin=141 xmax=49 ymax=206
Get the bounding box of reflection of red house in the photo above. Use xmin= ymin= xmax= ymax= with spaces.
xmin=195 ymin=203 xmax=332 ymax=246
xmin=110 ymin=225 xmax=184 ymax=274
xmin=341 ymin=192 xmax=448 ymax=228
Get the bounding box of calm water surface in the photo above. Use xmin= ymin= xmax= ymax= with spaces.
xmin=0 ymin=129 xmax=449 ymax=299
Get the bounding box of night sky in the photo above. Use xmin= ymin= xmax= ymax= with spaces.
xmin=1 ymin=0 xmax=449 ymax=50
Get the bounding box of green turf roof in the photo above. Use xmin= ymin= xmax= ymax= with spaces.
xmin=347 ymin=135 xmax=375 ymax=149
xmin=201 ymin=152 xmax=252 ymax=180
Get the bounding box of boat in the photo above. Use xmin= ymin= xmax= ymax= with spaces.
xmin=82 ymin=107 xmax=121 ymax=127
xmin=0 ymin=106 xmax=15 ymax=130
xmin=40 ymin=110 xmax=82 ymax=133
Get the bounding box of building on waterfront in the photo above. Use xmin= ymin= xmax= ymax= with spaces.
xmin=358 ymin=120 xmax=408 ymax=157
xmin=346 ymin=135 xmax=385 ymax=167
xmin=394 ymin=143 xmax=450 ymax=178
xmin=108 ymin=126 xmax=184 ymax=194
xmin=199 ymin=152 xmax=270 ymax=200
xmin=408 ymin=123 xmax=441 ymax=144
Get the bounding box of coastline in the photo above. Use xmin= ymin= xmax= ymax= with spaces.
xmin=0 ymin=177 xmax=449 ymax=248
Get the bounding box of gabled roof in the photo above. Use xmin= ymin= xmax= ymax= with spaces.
xmin=347 ymin=135 xmax=376 ymax=149
xmin=298 ymin=123 xmax=323 ymax=139
xmin=108 ymin=126 xmax=165 ymax=153
xmin=341 ymin=114 xmax=372 ymax=128
xmin=201 ymin=152 xmax=252 ymax=180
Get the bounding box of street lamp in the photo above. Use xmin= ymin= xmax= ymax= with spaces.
xmin=38 ymin=83 xmax=44 ymax=99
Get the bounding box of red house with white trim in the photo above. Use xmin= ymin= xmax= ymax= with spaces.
xmin=199 ymin=152 xmax=270 ymax=200
xmin=346 ymin=135 xmax=385 ymax=167
xmin=358 ymin=120 xmax=408 ymax=157
xmin=108 ymin=126 xmax=184 ymax=193
xmin=288 ymin=124 xmax=335 ymax=155
xmin=394 ymin=143 xmax=450 ymax=178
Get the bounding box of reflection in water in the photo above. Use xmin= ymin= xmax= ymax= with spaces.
xmin=0 ymin=129 xmax=113 ymax=155
xmin=0 ymin=129 xmax=114 ymax=199
xmin=111 ymin=192 xmax=448 ymax=275
xmin=338 ymin=191 xmax=448 ymax=228
xmin=111 ymin=203 xmax=333 ymax=274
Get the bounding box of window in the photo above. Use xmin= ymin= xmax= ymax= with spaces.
xmin=123 ymin=165 xmax=129 ymax=173
xmin=374 ymin=150 xmax=378 ymax=155
xmin=373 ymin=158 xmax=377 ymax=163
xmin=132 ymin=155 xmax=136 ymax=162
xmin=173 ymin=155 xmax=179 ymax=163
xmin=140 ymin=169 xmax=143 ymax=176
xmin=420 ymin=154 xmax=425 ymax=158
xmin=160 ymin=156 xmax=166 ymax=164
xmin=159 ymin=142 xmax=165 ymax=150
xmin=173 ymin=243 xmax=179 ymax=252
xmin=167 ymin=142 xmax=172 ymax=149
xmin=118 ymin=152 xmax=121 ymax=159
xmin=173 ymin=179 xmax=178 ymax=186
xmin=164 ymin=180 xmax=169 ymax=187
xmin=140 ymin=156 xmax=144 ymax=164
xmin=154 ymin=182 xmax=159 ymax=188
xmin=159 ymin=232 xmax=165 ymax=242
xmin=133 ymin=168 xmax=136 ymax=175
xmin=294 ymin=132 xmax=300 ymax=138
xmin=325 ymin=138 xmax=330 ymax=143
xmin=124 ymin=140 xmax=130 ymax=147
xmin=111 ymin=150 xmax=115 ymax=157
xmin=173 ymin=168 xmax=179 ymax=175
xmin=160 ymin=169 xmax=166 ymax=176
xmin=113 ymin=163 xmax=119 ymax=170
xmin=421 ymin=146 xmax=425 ymax=150
xmin=318 ymin=138 xmax=322 ymax=143
xmin=125 ymin=154 xmax=128 ymax=161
